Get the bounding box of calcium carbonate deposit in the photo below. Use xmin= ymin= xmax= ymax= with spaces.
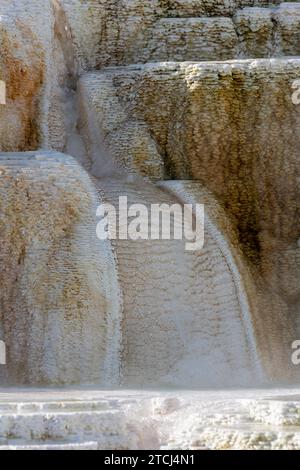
xmin=0 ymin=0 xmax=300 ymax=449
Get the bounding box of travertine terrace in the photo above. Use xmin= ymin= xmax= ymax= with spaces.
xmin=0 ymin=0 xmax=300 ymax=449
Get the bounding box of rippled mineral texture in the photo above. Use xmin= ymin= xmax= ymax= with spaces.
xmin=0 ymin=0 xmax=300 ymax=451
xmin=78 ymin=58 xmax=300 ymax=380
xmin=61 ymin=0 xmax=299 ymax=67
xmin=0 ymin=0 xmax=73 ymax=152
xmin=99 ymin=179 xmax=262 ymax=387
xmin=0 ymin=0 xmax=300 ymax=386
xmin=0 ymin=152 xmax=120 ymax=385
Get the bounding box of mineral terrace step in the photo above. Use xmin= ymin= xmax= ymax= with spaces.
xmin=135 ymin=17 xmax=238 ymax=62
xmin=126 ymin=4 xmax=300 ymax=62
xmin=234 ymin=3 xmax=300 ymax=57
xmin=62 ymin=0 xmax=285 ymax=22
xmin=0 ymin=410 xmax=125 ymax=441
xmin=0 ymin=441 xmax=101 ymax=450
xmin=0 ymin=151 xmax=76 ymax=168
xmin=155 ymin=0 xmax=284 ymax=17
xmin=0 ymin=400 xmax=113 ymax=414
xmin=0 ymin=389 xmax=300 ymax=449
xmin=78 ymin=57 xmax=300 ymax=180
xmin=61 ymin=1 xmax=299 ymax=68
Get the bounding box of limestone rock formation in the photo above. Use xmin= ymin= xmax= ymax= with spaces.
xmin=99 ymin=179 xmax=262 ymax=386
xmin=61 ymin=0 xmax=299 ymax=67
xmin=1 ymin=389 xmax=300 ymax=450
xmin=0 ymin=0 xmax=300 ymax=451
xmin=0 ymin=0 xmax=49 ymax=150
xmin=0 ymin=152 xmax=262 ymax=387
xmin=0 ymin=0 xmax=300 ymax=389
xmin=234 ymin=3 xmax=300 ymax=57
xmin=0 ymin=0 xmax=75 ymax=153
xmin=0 ymin=152 xmax=120 ymax=385
xmin=79 ymin=60 xmax=300 ymax=380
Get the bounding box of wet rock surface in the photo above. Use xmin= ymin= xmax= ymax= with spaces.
xmin=0 ymin=0 xmax=299 ymax=387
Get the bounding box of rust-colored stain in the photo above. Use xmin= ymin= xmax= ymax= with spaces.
xmin=0 ymin=19 xmax=45 ymax=151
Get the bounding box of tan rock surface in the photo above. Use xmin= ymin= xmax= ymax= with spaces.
xmin=99 ymin=179 xmax=262 ymax=386
xmin=0 ymin=0 xmax=299 ymax=386
xmin=0 ymin=0 xmax=74 ymax=153
xmin=80 ymin=60 xmax=300 ymax=378
xmin=0 ymin=152 xmax=121 ymax=385
xmin=61 ymin=1 xmax=299 ymax=68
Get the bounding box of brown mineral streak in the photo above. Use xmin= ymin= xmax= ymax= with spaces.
xmin=0 ymin=21 xmax=44 ymax=150
xmin=0 ymin=0 xmax=299 ymax=387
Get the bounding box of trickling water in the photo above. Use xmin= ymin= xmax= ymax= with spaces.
xmin=97 ymin=179 xmax=263 ymax=387
xmin=4 ymin=0 xmax=300 ymax=387
xmin=51 ymin=0 xmax=85 ymax=162
xmin=46 ymin=0 xmax=266 ymax=387
xmin=0 ymin=152 xmax=122 ymax=386
xmin=51 ymin=0 xmax=125 ymax=178
xmin=2 ymin=0 xmax=300 ymax=453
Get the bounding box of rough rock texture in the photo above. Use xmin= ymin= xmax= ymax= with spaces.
xmin=0 ymin=152 xmax=262 ymax=387
xmin=134 ymin=17 xmax=238 ymax=62
xmin=61 ymin=1 xmax=300 ymax=67
xmin=0 ymin=0 xmax=300 ymax=389
xmin=79 ymin=59 xmax=300 ymax=380
xmin=234 ymin=3 xmax=300 ymax=57
xmin=160 ymin=181 xmax=296 ymax=380
xmin=0 ymin=152 xmax=121 ymax=386
xmin=79 ymin=59 xmax=300 ymax=252
xmin=0 ymin=0 xmax=299 ymax=453
xmin=0 ymin=388 xmax=300 ymax=449
xmin=99 ymin=180 xmax=262 ymax=386
xmin=0 ymin=0 xmax=49 ymax=150
xmin=0 ymin=0 xmax=74 ymax=153
xmin=77 ymin=74 xmax=164 ymax=179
